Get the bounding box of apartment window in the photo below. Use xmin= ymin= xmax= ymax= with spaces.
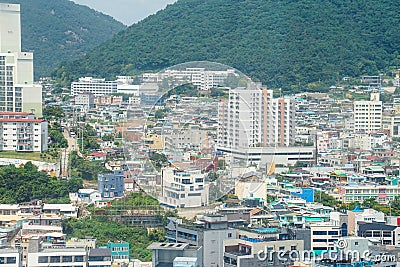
xmin=75 ymin=256 xmax=84 ymax=262
xmin=0 ymin=258 xmax=4 ymax=264
xmin=6 ymin=257 xmax=16 ymax=264
xmin=50 ymin=256 xmax=60 ymax=263
xmin=228 ymin=233 xmax=232 ymax=238
xmin=38 ymin=256 xmax=48 ymax=263
xmin=62 ymin=256 xmax=73 ymax=262
xmin=313 ymin=231 xmax=327 ymax=235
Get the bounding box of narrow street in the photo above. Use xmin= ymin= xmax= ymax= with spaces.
xmin=60 ymin=128 xmax=80 ymax=178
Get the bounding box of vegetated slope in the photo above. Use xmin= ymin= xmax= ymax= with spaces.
xmin=0 ymin=162 xmax=82 ymax=204
xmin=0 ymin=0 xmax=126 ymax=78
xmin=53 ymin=0 xmax=400 ymax=92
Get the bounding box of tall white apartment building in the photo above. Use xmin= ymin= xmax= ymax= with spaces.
xmin=71 ymin=77 xmax=118 ymax=96
xmin=0 ymin=4 xmax=42 ymax=117
xmin=353 ymin=93 xmax=382 ymax=133
xmin=217 ymin=83 xmax=295 ymax=149
xmin=161 ymin=167 xmax=209 ymax=208
xmin=0 ymin=116 xmax=48 ymax=152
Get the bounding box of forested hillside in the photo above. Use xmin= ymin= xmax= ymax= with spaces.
xmin=53 ymin=0 xmax=400 ymax=91
xmin=0 ymin=162 xmax=82 ymax=204
xmin=0 ymin=0 xmax=125 ymax=78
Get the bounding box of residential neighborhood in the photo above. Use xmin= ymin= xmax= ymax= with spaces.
xmin=2 ymin=2 xmax=400 ymax=267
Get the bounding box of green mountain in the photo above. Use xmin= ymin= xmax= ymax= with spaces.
xmin=0 ymin=0 xmax=126 ymax=78
xmin=54 ymin=0 xmax=400 ymax=91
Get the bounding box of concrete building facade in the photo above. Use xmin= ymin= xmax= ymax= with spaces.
xmin=353 ymin=93 xmax=382 ymax=133
xmin=0 ymin=4 xmax=42 ymax=117
xmin=98 ymin=170 xmax=125 ymax=199
xmin=0 ymin=118 xmax=48 ymax=152
xmin=161 ymin=168 xmax=209 ymax=208
xmin=217 ymin=84 xmax=295 ymax=149
xmin=71 ymin=77 xmax=117 ymax=97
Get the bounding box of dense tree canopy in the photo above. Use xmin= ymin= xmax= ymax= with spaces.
xmin=53 ymin=0 xmax=400 ymax=92
xmin=0 ymin=163 xmax=82 ymax=203
xmin=48 ymin=123 xmax=68 ymax=149
xmin=69 ymin=151 xmax=107 ymax=180
xmin=42 ymin=106 xmax=64 ymax=121
xmin=63 ymin=192 xmax=167 ymax=260
xmin=62 ymin=217 xmax=164 ymax=261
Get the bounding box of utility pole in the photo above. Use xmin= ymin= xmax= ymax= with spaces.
xmin=314 ymin=131 xmax=318 ymax=166
xmin=81 ymin=126 xmax=84 ymax=152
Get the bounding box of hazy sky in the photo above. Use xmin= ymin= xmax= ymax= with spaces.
xmin=71 ymin=0 xmax=177 ymax=25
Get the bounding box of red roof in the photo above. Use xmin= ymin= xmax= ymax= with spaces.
xmin=365 ymin=155 xmax=380 ymax=161
xmin=0 ymin=118 xmax=45 ymax=123
xmin=89 ymin=152 xmax=106 ymax=157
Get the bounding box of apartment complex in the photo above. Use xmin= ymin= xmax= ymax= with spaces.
xmin=353 ymin=93 xmax=382 ymax=133
xmin=215 ymin=83 xmax=310 ymax=167
xmin=71 ymin=76 xmax=140 ymax=97
xmin=0 ymin=4 xmax=42 ymax=117
xmin=142 ymin=67 xmax=237 ymax=91
xmin=217 ymin=84 xmax=295 ymax=149
xmin=0 ymin=114 xmax=48 ymax=152
xmin=71 ymin=77 xmax=118 ymax=97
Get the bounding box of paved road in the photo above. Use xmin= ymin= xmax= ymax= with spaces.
xmin=60 ymin=148 xmax=68 ymax=178
xmin=60 ymin=128 xmax=81 ymax=178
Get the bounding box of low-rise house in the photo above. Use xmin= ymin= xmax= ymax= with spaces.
xmin=69 ymin=189 xmax=102 ymax=204
xmin=87 ymin=152 xmax=106 ymax=161
xmin=98 ymin=170 xmax=125 ymax=199
xmin=42 ymin=204 xmax=78 ymax=218
xmin=66 ymin=237 xmax=96 ymax=249
xmin=107 ymin=241 xmax=129 ymax=263
xmin=27 ymin=236 xmax=87 ymax=267
xmin=20 ymin=222 xmax=62 ymax=236
xmin=124 ymin=178 xmax=137 ymax=192
xmin=358 ymin=222 xmax=400 ymax=246
xmin=88 ymin=248 xmax=111 ymax=267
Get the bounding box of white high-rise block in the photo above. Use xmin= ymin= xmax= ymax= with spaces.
xmin=0 ymin=3 xmax=42 ymax=117
xmin=217 ymin=83 xmax=296 ymax=149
